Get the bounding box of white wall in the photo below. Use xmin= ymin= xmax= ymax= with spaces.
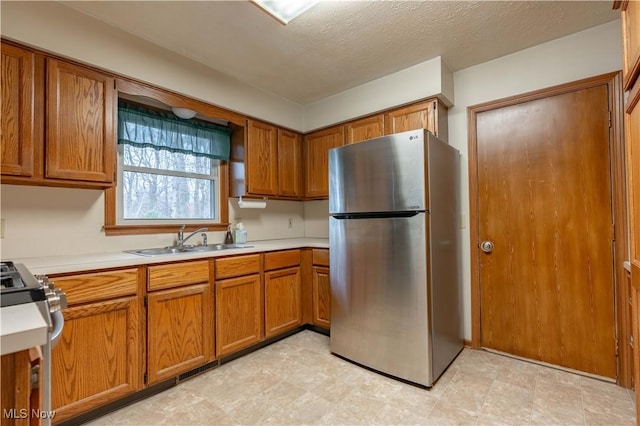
xmin=0 ymin=1 xmax=304 ymax=131
xmin=449 ymin=20 xmax=622 ymax=340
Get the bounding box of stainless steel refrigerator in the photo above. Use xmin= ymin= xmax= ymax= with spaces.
xmin=329 ymin=129 xmax=462 ymax=387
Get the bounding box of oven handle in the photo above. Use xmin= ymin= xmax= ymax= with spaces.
xmin=50 ymin=310 xmax=64 ymax=347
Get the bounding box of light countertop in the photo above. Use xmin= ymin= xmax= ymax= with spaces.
xmin=11 ymin=238 xmax=329 ymax=276
xmin=1 ymin=302 xmax=49 ymax=355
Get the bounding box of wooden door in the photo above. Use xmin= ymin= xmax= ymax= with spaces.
xmin=46 ymin=59 xmax=115 ymax=183
xmin=277 ymin=129 xmax=302 ymax=198
xmin=265 ymin=266 xmax=302 ymax=337
xmin=345 ymin=114 xmax=384 ymax=144
xmin=1 ymin=42 xmax=34 ymax=177
xmin=312 ymin=266 xmax=331 ymax=329
xmin=304 ymin=125 xmax=344 ymax=198
xmin=246 ymin=119 xmax=278 ymax=196
xmin=147 ymin=283 xmax=214 ymax=384
xmin=215 ymin=274 xmax=263 ymax=357
xmin=52 ymin=297 xmax=141 ymax=423
xmin=474 ymin=84 xmax=616 ymax=378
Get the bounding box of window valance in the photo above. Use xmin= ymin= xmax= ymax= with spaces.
xmin=117 ymin=101 xmax=231 ymax=161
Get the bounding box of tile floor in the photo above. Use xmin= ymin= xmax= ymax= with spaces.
xmin=87 ymin=330 xmax=636 ymax=425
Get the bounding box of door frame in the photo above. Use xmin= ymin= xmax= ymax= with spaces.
xmin=467 ymin=72 xmax=629 ymax=385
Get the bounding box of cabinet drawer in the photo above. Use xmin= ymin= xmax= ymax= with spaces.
xmin=264 ymin=250 xmax=301 ymax=271
xmin=312 ymin=249 xmax=329 ymax=267
xmin=215 ymin=254 xmax=261 ymax=280
xmin=52 ymin=269 xmax=138 ymax=306
xmin=148 ymin=260 xmax=210 ymax=291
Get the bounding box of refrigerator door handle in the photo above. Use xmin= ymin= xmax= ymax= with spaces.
xmin=331 ymin=211 xmax=423 ymax=220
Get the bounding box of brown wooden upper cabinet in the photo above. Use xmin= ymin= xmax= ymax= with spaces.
xmin=277 ymin=128 xmax=303 ymax=198
xmin=384 ymin=98 xmax=448 ymax=142
xmin=1 ymin=41 xmax=116 ymax=188
xmin=246 ymin=119 xmax=278 ymax=196
xmin=1 ymin=42 xmax=34 ymax=178
xmin=345 ymin=114 xmax=385 ymax=144
xmin=46 ymin=59 xmax=116 ymax=184
xmin=303 ymin=125 xmax=344 ymax=198
xmin=230 ymin=119 xmax=303 ymax=199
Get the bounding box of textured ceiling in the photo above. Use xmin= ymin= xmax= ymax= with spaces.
xmin=60 ymin=1 xmax=619 ymax=104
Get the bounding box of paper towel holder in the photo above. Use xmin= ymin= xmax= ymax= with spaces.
xmin=238 ymin=196 xmax=268 ymax=209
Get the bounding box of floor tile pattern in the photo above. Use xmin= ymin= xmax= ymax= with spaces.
xmin=87 ymin=331 xmax=636 ymax=425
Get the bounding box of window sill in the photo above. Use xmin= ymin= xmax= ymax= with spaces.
xmin=104 ymin=223 xmax=229 ymax=236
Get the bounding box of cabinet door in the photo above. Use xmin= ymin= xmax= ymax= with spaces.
xmin=277 ymin=129 xmax=302 ymax=198
xmin=345 ymin=114 xmax=384 ymax=144
xmin=304 ymin=125 xmax=344 ymax=198
xmin=1 ymin=350 xmax=32 ymax=426
xmin=265 ymin=266 xmax=302 ymax=338
xmin=1 ymin=43 xmax=34 ymax=177
xmin=312 ymin=266 xmax=331 ymax=329
xmin=385 ymin=100 xmax=436 ymax=135
xmin=216 ymin=274 xmax=263 ymax=357
xmin=147 ymin=283 xmax=214 ymax=384
xmin=52 ymin=296 xmax=141 ymax=423
xmin=246 ymin=119 xmax=278 ymax=196
xmin=46 ymin=59 xmax=115 ymax=183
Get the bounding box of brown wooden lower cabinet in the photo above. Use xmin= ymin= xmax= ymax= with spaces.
xmin=52 ymin=296 xmax=141 ymax=424
xmin=265 ymin=266 xmax=302 ymax=338
xmin=312 ymin=266 xmax=331 ymax=329
xmin=215 ymin=274 xmax=263 ymax=357
xmin=146 ymin=283 xmax=214 ymax=384
xmin=49 ymin=268 xmax=142 ymax=424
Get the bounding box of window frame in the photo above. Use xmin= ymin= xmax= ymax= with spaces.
xmin=116 ymin=144 xmax=221 ymax=225
xmin=104 ymin=78 xmax=241 ymax=236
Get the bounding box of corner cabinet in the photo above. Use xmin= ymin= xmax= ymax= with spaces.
xmin=384 ymin=98 xmax=449 ymax=142
xmin=0 ymin=41 xmax=116 ymax=189
xmin=214 ymin=254 xmax=264 ymax=357
xmin=312 ymin=249 xmax=331 ymax=329
xmin=49 ymin=268 xmax=143 ymax=424
xmin=303 ymin=125 xmax=344 ymax=199
xmin=146 ymin=260 xmax=214 ymax=385
xmin=264 ymin=250 xmax=302 ymax=337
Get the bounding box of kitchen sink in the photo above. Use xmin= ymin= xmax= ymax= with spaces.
xmin=125 ymin=243 xmax=254 ymax=257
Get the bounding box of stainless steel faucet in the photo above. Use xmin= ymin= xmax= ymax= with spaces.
xmin=177 ymin=225 xmax=209 ymax=247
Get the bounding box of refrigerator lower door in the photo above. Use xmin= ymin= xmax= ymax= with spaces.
xmin=330 ymin=213 xmax=432 ymax=386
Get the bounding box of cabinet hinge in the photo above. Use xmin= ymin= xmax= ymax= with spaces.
xmin=608 ymin=110 xmax=612 ymax=128
xmin=630 ymin=335 xmax=634 ymax=347
xmin=144 ymin=372 xmax=148 ymax=384
xmin=144 ymin=296 xmax=148 ymax=307
xmin=615 ymin=338 xmax=619 ymax=356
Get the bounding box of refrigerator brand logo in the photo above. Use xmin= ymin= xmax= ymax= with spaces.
xmin=408 ymin=205 xmax=420 ymax=209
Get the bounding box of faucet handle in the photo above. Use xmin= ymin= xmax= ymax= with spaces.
xmin=201 ymin=233 xmax=208 ymax=246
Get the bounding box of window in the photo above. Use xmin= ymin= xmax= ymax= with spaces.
xmin=116 ymin=101 xmax=231 ymax=226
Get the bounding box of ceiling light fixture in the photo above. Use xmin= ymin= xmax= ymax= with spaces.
xmin=171 ymin=107 xmax=197 ymax=119
xmin=250 ymin=0 xmax=320 ymax=25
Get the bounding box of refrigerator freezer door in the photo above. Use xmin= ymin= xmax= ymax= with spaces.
xmin=329 ymin=130 xmax=428 ymax=214
xmin=330 ymin=213 xmax=433 ymax=386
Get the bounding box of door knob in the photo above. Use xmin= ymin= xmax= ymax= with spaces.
xmin=480 ymin=241 xmax=494 ymax=253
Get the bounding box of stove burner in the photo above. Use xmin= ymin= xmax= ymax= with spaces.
xmin=0 ymin=261 xmax=47 ymax=306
